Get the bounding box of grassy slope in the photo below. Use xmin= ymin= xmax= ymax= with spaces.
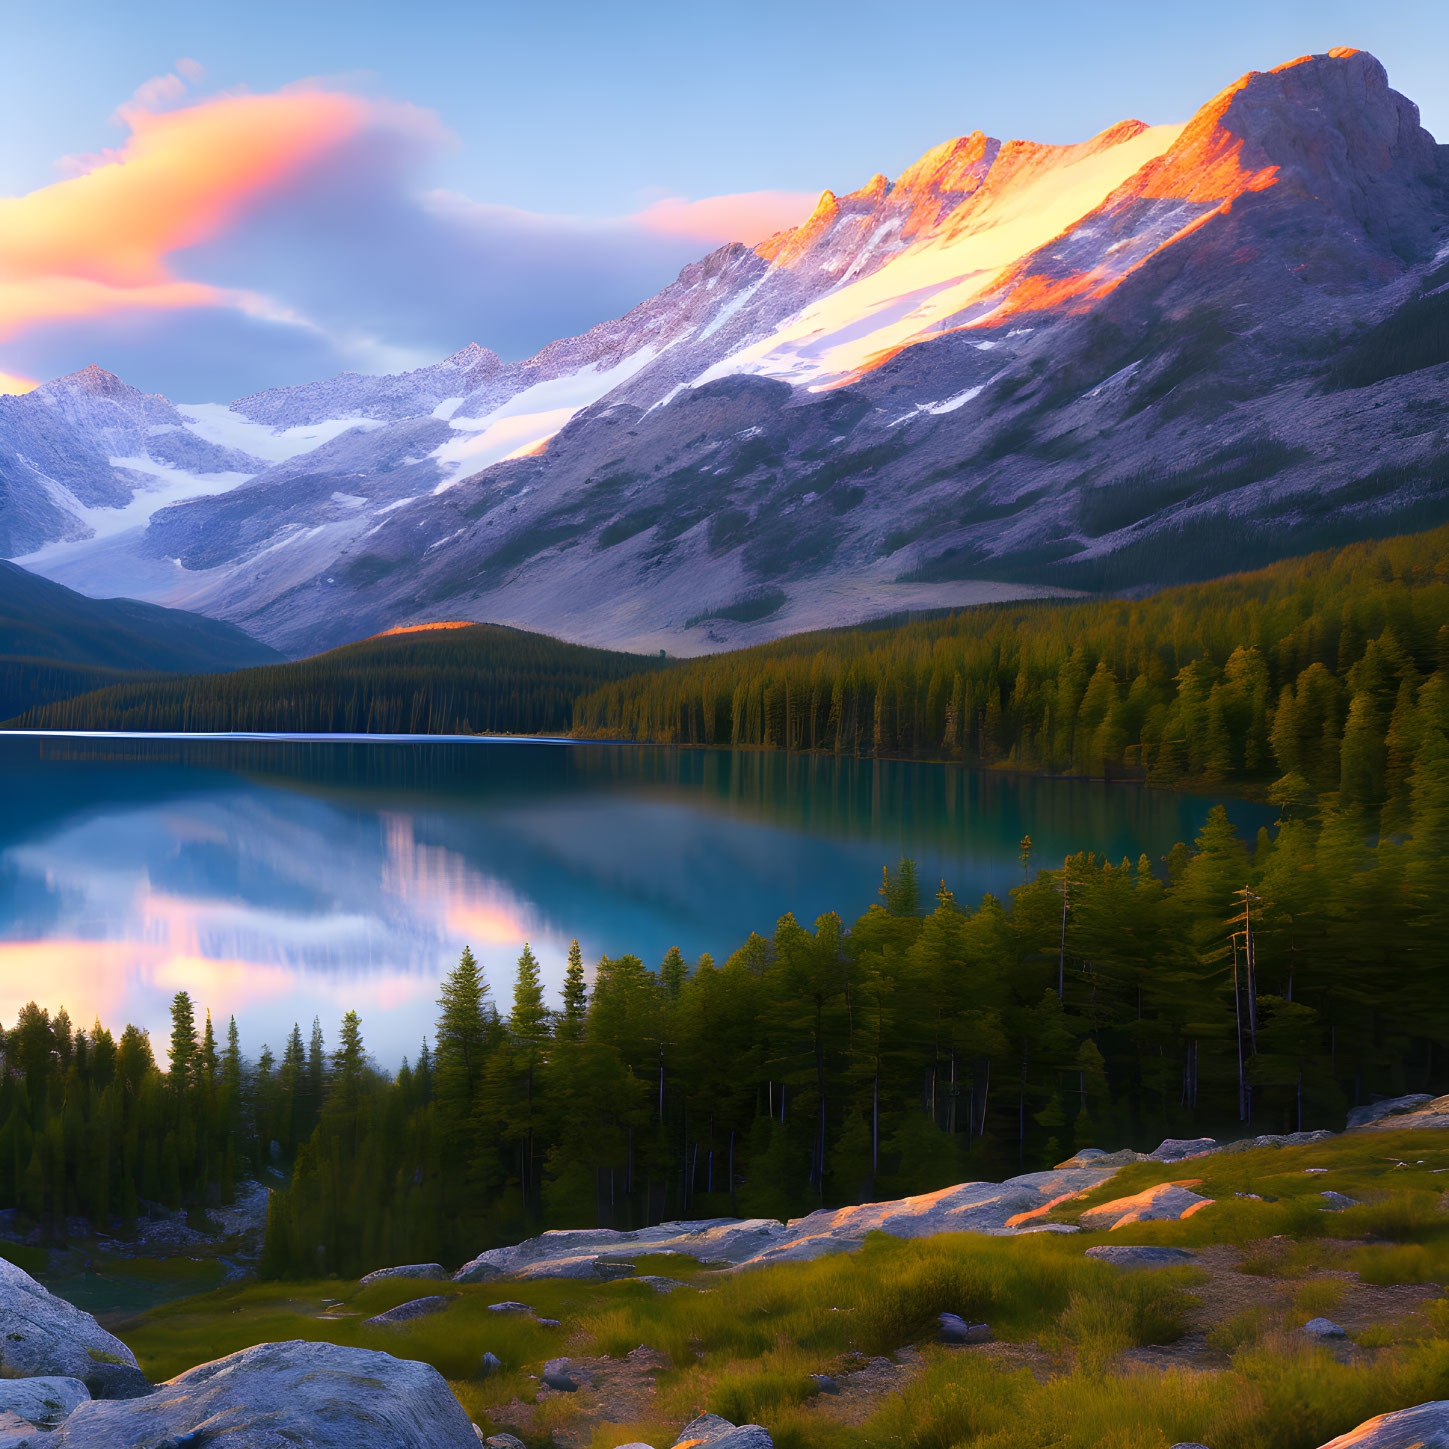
xmin=4 ymin=623 xmax=670 ymax=735
xmin=120 ymin=1130 xmax=1449 ymax=1449
xmin=0 ymin=559 xmax=282 ymax=719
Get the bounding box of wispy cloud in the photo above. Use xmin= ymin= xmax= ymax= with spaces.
xmin=0 ymin=68 xmax=813 ymax=399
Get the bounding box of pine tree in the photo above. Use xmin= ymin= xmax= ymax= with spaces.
xmin=559 ymin=941 xmax=588 ymax=1042
xmin=659 ymin=946 xmax=688 ymax=998
xmin=436 ymin=946 xmax=492 ymax=1112
xmin=168 ymin=993 xmax=197 ymax=1090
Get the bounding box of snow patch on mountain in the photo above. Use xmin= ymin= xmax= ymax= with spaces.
xmin=695 ymin=121 xmax=1184 ymax=390
xmin=177 ymin=404 xmax=386 ymax=464
xmin=431 ymin=346 xmax=668 ymax=489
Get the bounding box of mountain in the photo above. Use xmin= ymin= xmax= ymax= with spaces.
xmin=0 ymin=558 xmax=283 ymax=720
xmin=7 ymin=49 xmax=1449 ymax=656
xmin=4 ymin=620 xmax=666 ymax=735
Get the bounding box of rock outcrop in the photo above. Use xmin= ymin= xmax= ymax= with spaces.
xmin=0 ymin=1258 xmax=141 ymax=1390
xmin=672 ymin=1414 xmax=774 ymax=1448
xmin=1317 ymin=1400 xmax=1449 ymax=1447
xmin=454 ymin=1165 xmax=1118 ymax=1283
xmin=0 ymin=1380 xmax=89 ymax=1429
xmin=364 ymin=1295 xmax=454 ymax=1327
xmin=1078 ymin=1181 xmax=1214 ymax=1229
xmin=48 ymin=1341 xmax=480 ymax=1448
xmin=359 ymin=1263 xmax=450 ymax=1286
xmin=1350 ymin=1095 xmax=1449 ymax=1132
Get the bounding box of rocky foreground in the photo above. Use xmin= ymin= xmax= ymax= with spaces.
xmin=2 ymin=1098 xmax=1447 ymax=1447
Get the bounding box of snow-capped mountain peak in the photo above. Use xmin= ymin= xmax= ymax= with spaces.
xmin=6 ymin=48 xmax=1449 ymax=657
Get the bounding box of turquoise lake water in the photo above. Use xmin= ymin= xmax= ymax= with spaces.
xmin=0 ymin=734 xmax=1274 ymax=1066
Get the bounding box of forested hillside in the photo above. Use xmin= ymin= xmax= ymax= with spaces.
xmin=0 ymin=559 xmax=281 ymax=720
xmin=574 ymin=526 xmax=1449 ymax=828
xmin=6 ymin=623 xmax=668 ymax=736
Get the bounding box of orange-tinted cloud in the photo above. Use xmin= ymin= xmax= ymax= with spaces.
xmin=634 ymin=189 xmax=815 ymax=245
xmin=0 ymin=369 xmax=36 ymax=395
xmin=0 ymin=82 xmax=434 ymax=350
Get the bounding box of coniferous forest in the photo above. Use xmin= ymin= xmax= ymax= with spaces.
xmin=7 ymin=756 xmax=1445 ymax=1275
xmin=575 ymin=526 xmax=1449 ymax=828
xmin=6 ymin=623 xmax=667 ymax=736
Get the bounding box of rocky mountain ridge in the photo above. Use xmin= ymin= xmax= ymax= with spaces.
xmin=6 ymin=49 xmax=1449 ymax=656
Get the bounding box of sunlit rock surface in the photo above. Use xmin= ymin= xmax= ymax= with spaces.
xmin=454 ymin=1165 xmax=1120 ymax=1282
xmin=1317 ymin=1400 xmax=1449 ymax=1447
xmin=1078 ymin=1181 xmax=1214 ymax=1229
xmin=1350 ymin=1094 xmax=1449 ymax=1132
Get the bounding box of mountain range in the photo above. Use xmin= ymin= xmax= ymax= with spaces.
xmin=4 ymin=47 xmax=1448 ymax=658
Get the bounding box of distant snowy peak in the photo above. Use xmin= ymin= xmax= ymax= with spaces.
xmin=232 ymin=342 xmax=505 ymax=428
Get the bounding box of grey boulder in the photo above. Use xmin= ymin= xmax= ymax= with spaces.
xmin=1301 ymin=1317 xmax=1347 ymax=1339
xmin=937 ymin=1314 xmax=993 ymax=1345
xmin=47 ymin=1340 xmax=480 ymax=1448
xmin=674 ymin=1413 xmax=737 ymax=1443
xmin=1320 ymin=1191 xmax=1361 ymax=1211
xmin=1084 ymin=1245 xmax=1197 ymax=1268
xmin=541 ymin=1358 xmax=588 ymax=1392
xmin=364 ymin=1295 xmax=454 ymax=1327
xmin=477 ymin=1352 xmax=503 ymax=1379
xmin=482 ymin=1436 xmax=526 ymax=1449
xmin=0 ymin=1257 xmax=139 ymax=1388
xmin=1149 ymin=1138 xmax=1218 ymax=1162
xmin=486 ymin=1301 xmax=534 ymax=1315
xmin=0 ymin=1378 xmax=89 ymax=1428
xmin=81 ymin=1362 xmax=153 ymax=1401
xmin=359 ymin=1264 xmax=449 ymax=1286
xmin=1317 ymin=1401 xmax=1449 ymax=1447
xmin=672 ymin=1416 xmax=773 ymax=1447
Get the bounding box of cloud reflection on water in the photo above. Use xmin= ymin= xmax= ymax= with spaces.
xmin=0 ymin=738 xmax=1274 ymax=1065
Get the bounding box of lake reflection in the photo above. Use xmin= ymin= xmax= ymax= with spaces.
xmin=0 ymin=736 xmax=1274 ymax=1065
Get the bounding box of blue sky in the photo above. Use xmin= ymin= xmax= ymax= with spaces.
xmin=2 ymin=0 xmax=1446 ymax=398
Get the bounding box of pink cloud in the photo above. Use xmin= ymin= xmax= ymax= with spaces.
xmin=634 ymin=189 xmax=815 ymax=245
xmin=0 ymin=82 xmax=442 ymax=355
xmin=0 ymin=70 xmax=816 ymax=393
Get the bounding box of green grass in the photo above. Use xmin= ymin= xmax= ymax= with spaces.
xmin=116 ymin=1129 xmax=1449 ymax=1447
xmin=853 ymin=1336 xmax=1449 ymax=1449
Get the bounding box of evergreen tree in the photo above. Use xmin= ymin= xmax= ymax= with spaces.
xmin=167 ymin=993 xmax=197 ymax=1089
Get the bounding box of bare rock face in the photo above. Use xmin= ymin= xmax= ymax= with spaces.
xmin=1078 ymin=1181 xmax=1214 ymax=1230
xmin=0 ymin=1258 xmax=140 ymax=1389
xmin=49 ymin=1340 xmax=479 ymax=1448
xmin=1316 ymin=1401 xmax=1449 ymax=1447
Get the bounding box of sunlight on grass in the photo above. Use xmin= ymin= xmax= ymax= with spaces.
xmin=115 ymin=1130 xmax=1449 ymax=1449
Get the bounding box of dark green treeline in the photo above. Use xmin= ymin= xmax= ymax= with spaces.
xmin=574 ymin=526 xmax=1449 ymax=827
xmin=0 ymin=995 xmax=263 ymax=1232
xmin=7 ymin=624 xmax=667 ymax=736
xmin=261 ymin=767 xmax=1449 ymax=1278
